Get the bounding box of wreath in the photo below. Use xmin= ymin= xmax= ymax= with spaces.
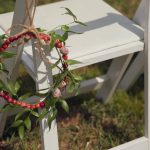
xmin=0 ymin=1 xmax=85 ymax=139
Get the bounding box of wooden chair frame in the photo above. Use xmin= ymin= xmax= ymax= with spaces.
xmin=0 ymin=0 xmax=149 ymax=150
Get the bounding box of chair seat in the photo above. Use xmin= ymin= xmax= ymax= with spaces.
xmin=0 ymin=0 xmax=144 ymax=75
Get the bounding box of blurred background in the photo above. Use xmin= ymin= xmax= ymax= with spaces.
xmin=0 ymin=0 xmax=144 ymax=150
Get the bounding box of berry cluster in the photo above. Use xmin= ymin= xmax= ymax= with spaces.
xmin=55 ymin=39 xmax=69 ymax=71
xmin=55 ymin=39 xmax=69 ymax=61
xmin=0 ymin=91 xmax=45 ymax=109
xmin=0 ymin=32 xmax=50 ymax=52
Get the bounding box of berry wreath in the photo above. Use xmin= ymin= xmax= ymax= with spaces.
xmin=0 ymin=3 xmax=86 ymax=139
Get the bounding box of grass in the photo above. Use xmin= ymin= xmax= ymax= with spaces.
xmin=0 ymin=0 xmax=144 ymax=150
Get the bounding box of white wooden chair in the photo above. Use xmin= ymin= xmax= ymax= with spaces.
xmin=0 ymin=0 xmax=149 ymax=150
xmin=119 ymin=0 xmax=145 ymax=90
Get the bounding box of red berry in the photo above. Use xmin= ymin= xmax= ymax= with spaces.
xmin=5 ymin=39 xmax=10 ymax=45
xmin=55 ymin=39 xmax=60 ymax=44
xmin=26 ymin=105 xmax=31 ymax=109
xmin=32 ymin=105 xmax=37 ymax=109
xmin=2 ymin=44 xmax=8 ymax=49
xmin=43 ymin=36 xmax=50 ymax=41
xmin=16 ymin=101 xmax=21 ymax=105
xmin=63 ymin=63 xmax=68 ymax=69
xmin=7 ymin=97 xmax=13 ymax=103
xmin=3 ymin=95 xmax=9 ymax=100
xmin=17 ymin=34 xmax=22 ymax=39
xmin=20 ymin=102 xmax=26 ymax=107
xmin=0 ymin=91 xmax=4 ymax=96
xmin=62 ymin=55 xmax=68 ymax=60
xmin=13 ymin=35 xmax=18 ymax=40
xmin=9 ymin=37 xmax=15 ymax=42
xmin=35 ymin=103 xmax=40 ymax=108
xmin=57 ymin=42 xmax=63 ymax=48
xmin=12 ymin=100 xmax=17 ymax=104
xmin=55 ymin=39 xmax=63 ymax=48
xmin=29 ymin=105 xmax=34 ymax=109
xmin=39 ymin=102 xmax=45 ymax=108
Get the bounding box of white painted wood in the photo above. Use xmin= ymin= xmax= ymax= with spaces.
xmin=21 ymin=41 xmax=144 ymax=77
xmin=96 ymin=54 xmax=133 ymax=102
xmin=109 ymin=137 xmax=148 ymax=150
xmin=133 ymin=0 xmax=145 ymax=28
xmin=32 ymin=39 xmax=59 ymax=150
xmin=144 ymin=0 xmax=150 ymax=148
xmin=0 ymin=0 xmax=144 ymax=60
xmin=119 ymin=52 xmax=144 ymax=90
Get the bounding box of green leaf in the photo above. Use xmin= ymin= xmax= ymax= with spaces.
xmin=48 ymin=108 xmax=58 ymax=130
xmin=24 ymin=117 xmax=31 ymax=130
xmin=66 ymin=59 xmax=81 ymax=65
xmin=45 ymin=97 xmax=57 ymax=108
xmin=1 ymin=104 xmax=15 ymax=112
xmin=62 ymin=7 xmax=77 ymax=21
xmin=15 ymin=111 xmax=24 ymax=121
xmin=62 ymin=32 xmax=68 ymax=41
xmin=0 ymin=34 xmax=6 ymax=40
xmin=0 ymin=80 xmax=6 ymax=91
xmin=54 ymin=34 xmax=64 ymax=42
xmin=49 ymin=30 xmax=55 ymax=36
xmin=49 ymin=31 xmax=56 ymax=50
xmin=11 ymin=120 xmax=23 ymax=127
xmin=30 ymin=110 xmax=39 ymax=117
xmin=51 ymin=59 xmax=60 ymax=69
xmin=36 ymin=27 xmax=46 ymax=32
xmin=0 ymin=51 xmax=15 ymax=58
xmin=61 ymin=25 xmax=70 ymax=32
xmin=18 ymin=125 xmax=24 ymax=140
xmin=75 ymin=20 xmax=87 ymax=26
xmin=73 ymin=75 xmax=83 ymax=81
xmin=19 ymin=93 xmax=31 ymax=101
xmin=0 ymin=63 xmax=4 ymax=70
xmin=7 ymin=79 xmax=16 ymax=95
xmin=58 ymin=100 xmax=69 ymax=113
xmin=49 ymin=38 xmax=55 ymax=50
xmin=68 ymin=82 xmax=75 ymax=93
xmin=15 ymin=81 xmax=21 ymax=93
xmin=37 ymin=109 xmax=49 ymax=121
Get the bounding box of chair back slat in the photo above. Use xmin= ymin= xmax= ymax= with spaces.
xmin=133 ymin=0 xmax=145 ymax=28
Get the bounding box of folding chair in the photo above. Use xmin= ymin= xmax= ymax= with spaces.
xmin=0 ymin=0 xmax=149 ymax=150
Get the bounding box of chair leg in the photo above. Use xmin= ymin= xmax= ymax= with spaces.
xmin=39 ymin=116 xmax=59 ymax=150
xmin=0 ymin=100 xmax=7 ymax=137
xmin=96 ymin=54 xmax=133 ymax=103
xmin=119 ymin=52 xmax=144 ymax=90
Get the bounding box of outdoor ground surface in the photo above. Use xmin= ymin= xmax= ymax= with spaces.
xmin=0 ymin=0 xmax=144 ymax=150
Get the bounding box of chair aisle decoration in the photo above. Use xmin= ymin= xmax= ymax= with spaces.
xmin=0 ymin=0 xmax=150 ymax=150
xmin=0 ymin=0 xmax=85 ymax=139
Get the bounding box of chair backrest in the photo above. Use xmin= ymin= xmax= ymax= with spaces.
xmin=133 ymin=0 xmax=150 ymax=43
